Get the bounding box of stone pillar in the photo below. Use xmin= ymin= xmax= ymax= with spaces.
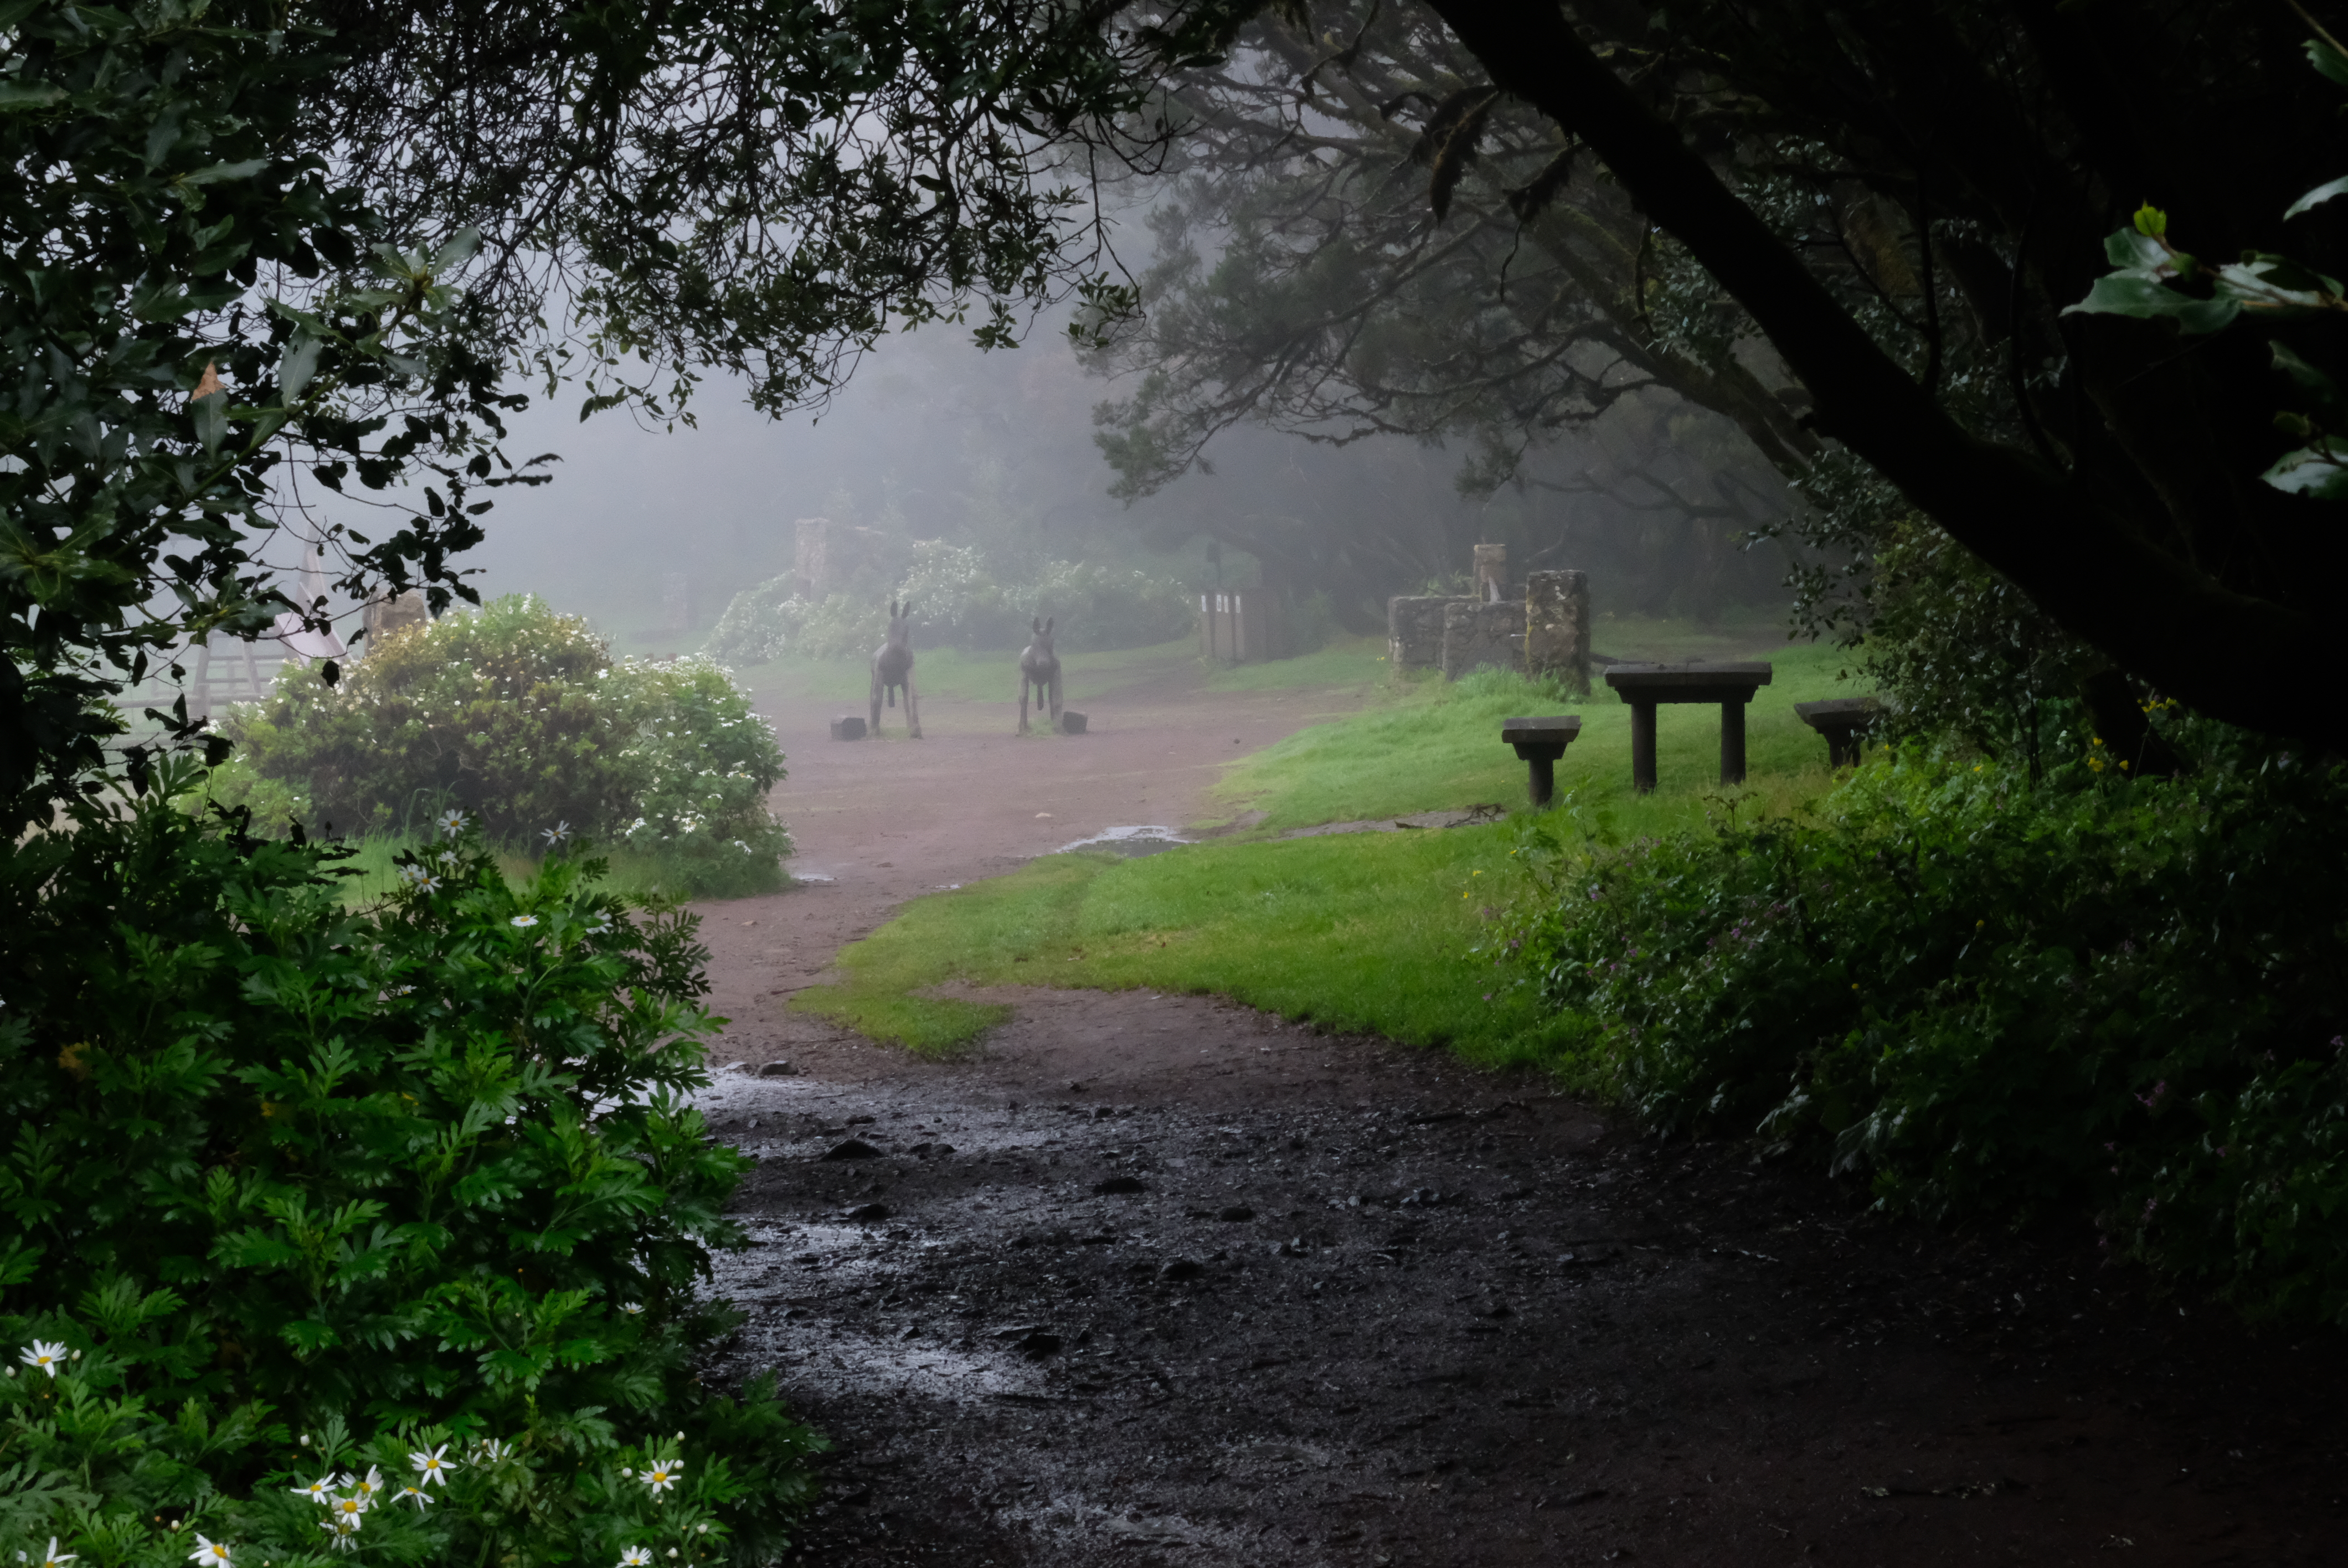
xmin=1524 ymin=569 xmax=1591 ymax=694
xmin=361 ymin=589 xmax=429 ymax=648
xmin=1472 ymin=543 xmax=1508 ymax=604
xmin=1441 ymin=600 xmax=1526 ymax=679
xmin=1387 ymin=595 xmax=1470 ymax=672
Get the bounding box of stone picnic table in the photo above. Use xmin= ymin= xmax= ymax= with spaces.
xmin=1793 ymin=696 xmax=1882 ymax=768
xmin=1602 ymin=662 xmax=1773 ymax=792
xmin=1499 ymin=716 xmax=1583 ymax=807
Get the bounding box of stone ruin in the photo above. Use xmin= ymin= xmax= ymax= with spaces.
xmin=792 ymin=515 xmax=891 ymax=602
xmin=1387 ymin=546 xmax=1589 ymax=692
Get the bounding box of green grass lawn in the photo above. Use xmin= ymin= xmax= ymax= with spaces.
xmin=1212 ymin=638 xmax=1860 ymax=833
xmin=789 ymin=824 xmax=1588 ymax=1065
xmin=795 ymin=625 xmax=1875 ymax=1060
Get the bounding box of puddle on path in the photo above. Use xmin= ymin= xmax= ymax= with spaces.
xmin=1051 ymin=824 xmax=1191 ymax=858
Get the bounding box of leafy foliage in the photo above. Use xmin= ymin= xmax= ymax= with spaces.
xmin=0 ymin=769 xmax=823 ymax=1562
xmin=0 ymin=0 xmax=539 ymax=825
xmin=214 ymin=596 xmax=790 ymax=896
xmin=1511 ymin=724 xmax=2348 ymax=1320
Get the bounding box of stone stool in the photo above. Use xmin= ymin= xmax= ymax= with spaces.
xmin=1794 ymin=697 xmax=1882 ymax=768
xmin=1602 ymin=662 xmax=1774 ymax=791
xmin=1500 ymin=716 xmax=1583 ymax=807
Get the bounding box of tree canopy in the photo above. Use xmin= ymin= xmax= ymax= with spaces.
xmin=1100 ymin=0 xmax=2344 ymax=741
xmin=0 ymin=0 xmax=1155 ymax=826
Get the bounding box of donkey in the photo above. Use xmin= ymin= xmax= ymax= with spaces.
xmin=869 ymin=600 xmax=922 ymax=738
xmin=1017 ymin=616 xmax=1062 ymax=734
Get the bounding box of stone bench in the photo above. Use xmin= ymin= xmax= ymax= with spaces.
xmin=1500 ymin=716 xmax=1583 ymax=807
xmin=1602 ymin=662 xmax=1774 ymax=791
xmin=1793 ymin=697 xmax=1881 ymax=768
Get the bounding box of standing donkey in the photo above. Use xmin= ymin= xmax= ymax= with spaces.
xmin=869 ymin=600 xmax=922 ymax=738
xmin=1017 ymin=616 xmax=1062 ymax=734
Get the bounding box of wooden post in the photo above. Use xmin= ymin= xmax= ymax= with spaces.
xmin=1721 ymin=699 xmax=1747 ymax=784
xmin=1631 ymin=702 xmax=1658 ymax=793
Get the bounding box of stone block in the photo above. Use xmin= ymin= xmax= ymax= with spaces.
xmin=830 ymin=715 xmax=867 ymax=740
xmin=1525 ymin=569 xmax=1591 ymax=694
xmin=1059 ymin=710 xmax=1088 ymax=734
xmin=1388 ymin=595 xmax=1472 ymax=672
xmin=1472 ymin=542 xmax=1509 ymax=602
xmin=1442 ymin=600 xmax=1526 ymax=679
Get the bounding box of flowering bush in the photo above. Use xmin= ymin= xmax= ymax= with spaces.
xmin=212 ymin=595 xmax=790 ymax=895
xmin=0 ymin=773 xmax=823 ymax=1564
xmin=1509 ymin=719 xmax=2348 ymax=1321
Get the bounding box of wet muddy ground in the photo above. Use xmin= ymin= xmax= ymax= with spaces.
xmin=688 ymin=674 xmax=2348 ymax=1567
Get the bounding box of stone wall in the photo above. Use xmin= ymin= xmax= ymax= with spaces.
xmin=1525 ymin=569 xmax=1591 ymax=693
xmin=1388 ymin=595 xmax=1472 ymax=672
xmin=1442 ymin=600 xmax=1526 ymax=679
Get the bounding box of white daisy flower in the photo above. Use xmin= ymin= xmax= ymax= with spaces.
xmin=510 ymin=914 xmax=539 ymax=929
xmin=320 ymin=1514 xmax=361 ymax=1551
xmin=410 ymin=1443 xmax=457 ymax=1486
xmin=540 ymin=821 xmax=573 ymax=846
xmin=292 ymin=1474 xmax=336 ymax=1504
xmin=618 ymin=1550 xmax=652 ymax=1567
xmin=641 ymin=1459 xmax=684 ymax=1495
xmin=186 ymin=1536 xmax=233 ymax=1567
xmin=436 ymin=809 xmax=467 ymax=838
xmin=19 ymin=1341 xmax=66 ymax=1376
xmin=619 ymin=1301 xmax=644 ymax=1316
xmin=398 ymin=1484 xmax=431 ymax=1512
xmin=36 ymin=1537 xmax=74 ymax=1567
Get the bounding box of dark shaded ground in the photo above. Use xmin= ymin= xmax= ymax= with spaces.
xmin=687 ymin=669 xmax=2348 ymax=1567
xmin=693 ymin=993 xmax=2346 ymax=1568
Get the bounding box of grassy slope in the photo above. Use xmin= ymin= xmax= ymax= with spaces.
xmin=1215 ymin=639 xmax=1853 ymax=833
xmin=796 ymin=623 xmax=1869 ymax=1057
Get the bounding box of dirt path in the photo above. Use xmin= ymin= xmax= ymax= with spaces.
xmin=688 ymin=667 xmax=2346 ymax=1568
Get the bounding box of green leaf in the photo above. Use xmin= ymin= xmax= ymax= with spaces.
xmin=431 ymin=226 xmax=482 ymax=274
xmin=2269 ymin=341 xmax=2344 ymax=415
xmin=0 ymin=80 xmax=66 ymax=110
xmin=2263 ymin=442 xmax=2348 ymax=499
xmin=179 ymin=158 xmax=270 ymax=187
xmin=279 ymin=331 xmax=323 ymax=404
xmin=2103 ymin=228 xmax=2169 ymax=271
xmin=2308 ymin=35 xmax=2348 ymax=86
xmin=192 ymin=391 xmax=229 ymax=454
xmin=2062 ymin=273 xmax=2242 ymax=333
xmin=2284 ymin=174 xmax=2348 ymax=220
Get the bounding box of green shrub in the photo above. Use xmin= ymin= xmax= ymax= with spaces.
xmin=0 ymin=773 xmax=823 ymax=1564
xmin=218 ymin=595 xmax=790 ymax=896
xmin=1511 ymin=721 xmax=2348 ymax=1321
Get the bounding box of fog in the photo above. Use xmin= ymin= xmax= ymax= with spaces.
xmin=448 ymin=310 xmax=1797 ymax=659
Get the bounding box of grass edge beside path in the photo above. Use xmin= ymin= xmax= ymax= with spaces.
xmin=789 ymin=825 xmax=1592 ymax=1065
xmin=794 ymin=627 xmax=1866 ymax=1062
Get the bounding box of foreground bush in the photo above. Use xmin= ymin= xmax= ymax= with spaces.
xmin=1514 ymin=721 xmax=2348 ymax=1321
xmin=0 ymin=777 xmax=822 ymax=1563
xmin=214 ymin=594 xmax=790 ymax=897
